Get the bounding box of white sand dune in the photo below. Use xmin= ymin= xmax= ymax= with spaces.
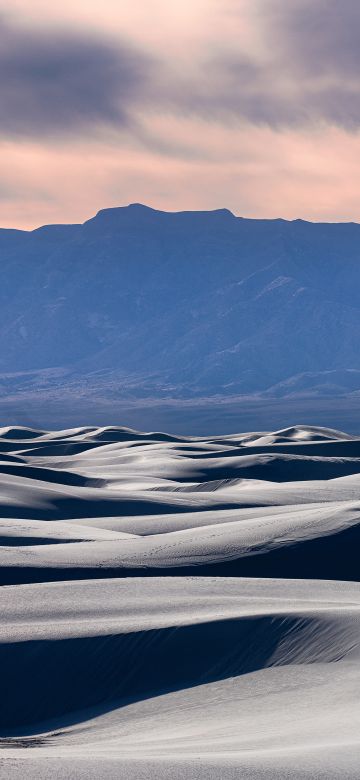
xmin=0 ymin=424 xmax=360 ymax=581
xmin=1 ymin=425 xmax=360 ymax=777
xmin=1 ymin=578 xmax=360 ymax=778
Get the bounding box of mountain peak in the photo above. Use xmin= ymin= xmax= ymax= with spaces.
xmin=87 ymin=203 xmax=236 ymax=227
xmin=2 ymin=208 xmax=360 ymax=402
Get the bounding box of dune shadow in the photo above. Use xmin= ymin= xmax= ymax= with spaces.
xmin=1 ymin=520 xmax=360 ymax=585
xmin=0 ymin=537 xmax=87 ymax=547
xmin=173 ymin=457 xmax=360 ymax=483
xmin=0 ymin=464 xmax=104 ymax=488
xmin=0 ymin=496 xmax=243 ymax=521
xmin=1 ymin=614 xmax=305 ymax=735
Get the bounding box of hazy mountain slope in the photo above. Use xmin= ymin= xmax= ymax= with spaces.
xmin=1 ymin=204 xmax=360 ymax=397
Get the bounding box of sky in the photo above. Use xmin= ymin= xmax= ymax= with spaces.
xmin=1 ymin=0 xmax=360 ymax=228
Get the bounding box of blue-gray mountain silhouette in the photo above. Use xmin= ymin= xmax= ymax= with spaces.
xmin=2 ymin=203 xmax=360 ymax=398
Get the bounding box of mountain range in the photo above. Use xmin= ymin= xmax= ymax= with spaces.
xmin=2 ymin=202 xmax=360 ymax=403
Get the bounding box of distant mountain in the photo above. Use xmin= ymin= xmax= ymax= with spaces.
xmin=2 ymin=202 xmax=360 ymax=401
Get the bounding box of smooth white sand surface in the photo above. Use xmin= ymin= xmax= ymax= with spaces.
xmin=1 ymin=425 xmax=360 ymax=777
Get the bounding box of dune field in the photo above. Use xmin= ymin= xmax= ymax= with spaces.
xmin=0 ymin=423 xmax=360 ymax=778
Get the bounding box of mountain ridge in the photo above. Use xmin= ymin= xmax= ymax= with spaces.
xmin=1 ymin=203 xmax=360 ymax=403
xmin=6 ymin=202 xmax=360 ymax=235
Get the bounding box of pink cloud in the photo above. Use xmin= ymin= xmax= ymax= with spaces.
xmin=1 ymin=123 xmax=360 ymax=229
xmin=1 ymin=1 xmax=360 ymax=228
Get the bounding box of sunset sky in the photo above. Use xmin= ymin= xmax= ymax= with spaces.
xmin=1 ymin=0 xmax=360 ymax=228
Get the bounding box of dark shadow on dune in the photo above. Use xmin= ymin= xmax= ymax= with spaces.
xmin=1 ymin=522 xmax=359 ymax=585
xmin=186 ymin=441 xmax=360 ymax=459
xmin=0 ymin=431 xmax=184 ymax=457
xmin=0 ymin=496 xmax=244 ymax=521
xmin=0 ymin=464 xmax=105 ymax=488
xmin=83 ymin=430 xmax=184 ymax=443
xmin=22 ymin=441 xmax=161 ymax=456
xmin=0 ymin=454 xmax=25 ymax=463
xmin=0 ymin=537 xmax=86 ymax=547
xmin=172 ymin=456 xmax=360 ymax=483
xmin=0 ymin=614 xmax=306 ymax=734
xmin=0 ymin=429 xmax=43 ymax=441
xmin=235 ymin=440 xmax=360 ymax=458
xmin=0 ymin=441 xmax=103 ymax=456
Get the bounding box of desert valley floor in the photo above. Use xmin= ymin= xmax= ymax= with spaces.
xmin=0 ymin=423 xmax=360 ymax=778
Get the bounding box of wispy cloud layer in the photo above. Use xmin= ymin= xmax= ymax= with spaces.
xmin=166 ymin=0 xmax=360 ymax=129
xmin=268 ymin=0 xmax=360 ymax=77
xmin=0 ymin=1 xmax=359 ymax=227
xmin=3 ymin=2 xmax=360 ymax=138
xmin=0 ymin=18 xmax=152 ymax=137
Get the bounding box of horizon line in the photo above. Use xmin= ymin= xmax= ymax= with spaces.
xmin=2 ymin=202 xmax=360 ymax=233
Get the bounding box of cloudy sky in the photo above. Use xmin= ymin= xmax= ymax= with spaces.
xmin=1 ymin=0 xmax=360 ymax=228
